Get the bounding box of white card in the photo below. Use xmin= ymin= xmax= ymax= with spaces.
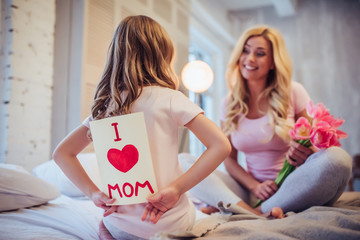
xmin=89 ymin=112 xmax=158 ymax=205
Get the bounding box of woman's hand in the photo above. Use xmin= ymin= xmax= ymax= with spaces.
xmin=90 ymin=190 xmax=117 ymax=217
xmin=286 ymin=140 xmax=314 ymax=167
xmin=251 ymin=180 xmax=278 ymax=201
xmin=141 ymin=186 xmax=180 ymax=224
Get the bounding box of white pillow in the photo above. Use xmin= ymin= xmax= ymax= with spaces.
xmin=33 ymin=153 xmax=101 ymax=197
xmin=0 ymin=164 xmax=61 ymax=211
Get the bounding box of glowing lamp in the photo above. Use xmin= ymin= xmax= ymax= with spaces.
xmin=181 ymin=60 xmax=214 ymax=93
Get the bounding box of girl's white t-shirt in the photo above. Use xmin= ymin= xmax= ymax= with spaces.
xmin=83 ymin=86 xmax=204 ymax=239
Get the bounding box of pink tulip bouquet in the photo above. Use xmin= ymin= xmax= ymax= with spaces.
xmin=253 ymin=101 xmax=347 ymax=208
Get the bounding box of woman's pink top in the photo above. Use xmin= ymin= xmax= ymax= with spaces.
xmin=220 ymin=81 xmax=311 ymax=182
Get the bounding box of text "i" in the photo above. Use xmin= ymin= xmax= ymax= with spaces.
xmin=111 ymin=123 xmax=122 ymax=142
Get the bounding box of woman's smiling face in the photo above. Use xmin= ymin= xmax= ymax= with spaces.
xmin=239 ymin=36 xmax=274 ymax=83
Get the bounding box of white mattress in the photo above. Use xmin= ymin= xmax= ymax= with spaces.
xmin=0 ymin=195 xmax=103 ymax=240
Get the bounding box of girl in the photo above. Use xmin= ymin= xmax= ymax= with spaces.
xmin=53 ymin=15 xmax=231 ymax=239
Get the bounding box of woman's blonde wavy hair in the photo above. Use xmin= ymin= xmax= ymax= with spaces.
xmin=223 ymin=25 xmax=293 ymax=142
xmin=91 ymin=15 xmax=178 ymax=120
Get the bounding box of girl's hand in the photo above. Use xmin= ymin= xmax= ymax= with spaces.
xmin=287 ymin=140 xmax=314 ymax=167
xmin=141 ymin=186 xmax=180 ymax=224
xmin=90 ymin=190 xmax=117 ymax=217
xmin=252 ymin=180 xmax=278 ymax=201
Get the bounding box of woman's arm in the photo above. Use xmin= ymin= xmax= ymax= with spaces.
xmin=223 ymin=137 xmax=277 ymax=201
xmin=223 ymin=141 xmax=256 ymax=190
xmin=53 ymin=125 xmax=115 ymax=215
xmin=143 ymin=114 xmax=231 ymax=223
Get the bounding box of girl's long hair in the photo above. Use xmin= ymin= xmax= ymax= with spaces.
xmin=91 ymin=15 xmax=178 ymax=120
xmin=223 ymin=25 xmax=293 ymax=142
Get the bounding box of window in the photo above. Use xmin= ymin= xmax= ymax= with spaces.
xmin=187 ymin=42 xmax=214 ymax=156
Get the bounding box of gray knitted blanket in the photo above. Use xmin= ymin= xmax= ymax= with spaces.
xmin=152 ymin=192 xmax=360 ymax=240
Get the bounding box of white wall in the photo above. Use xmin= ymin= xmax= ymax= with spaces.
xmin=0 ymin=0 xmax=55 ymax=170
xmin=51 ymin=0 xmax=84 ymax=152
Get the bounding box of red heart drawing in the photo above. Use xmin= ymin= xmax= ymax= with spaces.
xmin=107 ymin=145 xmax=139 ymax=173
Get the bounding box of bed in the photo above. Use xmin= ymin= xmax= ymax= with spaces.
xmin=1 ymin=153 xmax=360 ymax=240
xmin=0 ymin=153 xmax=103 ymax=240
xmin=0 ymin=195 xmax=102 ymax=240
xmin=153 ymin=192 xmax=360 ymax=239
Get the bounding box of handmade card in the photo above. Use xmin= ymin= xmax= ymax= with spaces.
xmin=89 ymin=112 xmax=158 ymax=205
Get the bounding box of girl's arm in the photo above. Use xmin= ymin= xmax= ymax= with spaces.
xmin=53 ymin=125 xmax=116 ymax=216
xmin=142 ymin=114 xmax=231 ymax=223
xmin=171 ymin=113 xmax=231 ymax=194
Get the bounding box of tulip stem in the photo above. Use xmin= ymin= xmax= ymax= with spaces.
xmin=252 ymin=139 xmax=312 ymax=209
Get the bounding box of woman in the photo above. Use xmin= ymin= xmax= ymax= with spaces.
xmin=181 ymin=25 xmax=352 ymax=215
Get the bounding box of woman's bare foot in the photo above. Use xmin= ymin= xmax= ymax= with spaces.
xmin=99 ymin=219 xmax=115 ymax=240
xmin=200 ymin=205 xmax=219 ymax=215
xmin=237 ymin=201 xmax=284 ymax=219
xmin=258 ymin=206 xmax=284 ymax=219
xmin=267 ymin=207 xmax=284 ymax=219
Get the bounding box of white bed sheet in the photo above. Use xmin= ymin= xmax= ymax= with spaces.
xmin=0 ymin=195 xmax=103 ymax=240
xmin=0 ymin=193 xmax=209 ymax=240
